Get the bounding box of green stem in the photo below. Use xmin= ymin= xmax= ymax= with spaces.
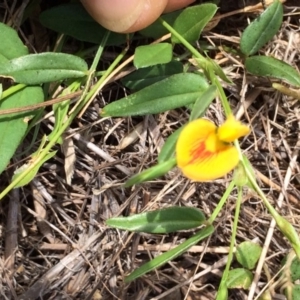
xmin=208 ymin=180 xmax=235 ymax=224
xmin=1 ymin=84 xmax=26 ymax=100
xmin=217 ymin=185 xmax=242 ymax=299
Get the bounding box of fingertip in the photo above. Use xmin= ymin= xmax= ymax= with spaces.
xmin=81 ymin=0 xmax=168 ymax=33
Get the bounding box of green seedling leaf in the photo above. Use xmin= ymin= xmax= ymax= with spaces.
xmin=158 ymin=127 xmax=183 ymax=163
xmin=282 ymin=255 xmax=300 ymax=282
xmin=245 ymin=56 xmax=300 ymax=87
xmin=0 ymin=86 xmax=44 ymax=175
xmin=134 ymin=43 xmax=173 ymax=68
xmin=107 ymin=206 xmax=206 ymax=234
xmin=12 ymin=151 xmax=57 ymax=187
xmin=0 ymin=22 xmax=28 ymax=61
xmin=124 ymin=158 xmax=176 ymax=187
xmin=125 ymin=225 xmax=214 ymax=282
xmin=122 ymin=61 xmax=183 ymax=91
xmin=0 ymin=53 xmax=88 ymax=85
xmin=240 ymin=0 xmax=283 ymax=56
xmin=139 ymin=10 xmax=181 ymax=39
xmin=39 ymin=3 xmax=127 ymax=45
xmin=172 ymin=3 xmax=218 ymax=44
xmin=226 ymin=268 xmax=253 ymax=289
xmin=236 ymin=241 xmax=262 ymax=270
xmin=101 ymin=73 xmax=209 ymax=117
xmin=189 ymin=84 xmax=217 ymax=121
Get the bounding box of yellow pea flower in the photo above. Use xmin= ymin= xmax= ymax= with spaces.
xmin=176 ymin=115 xmax=250 ymax=181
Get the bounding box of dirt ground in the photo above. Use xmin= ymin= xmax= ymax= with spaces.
xmin=0 ymin=0 xmax=300 ymax=299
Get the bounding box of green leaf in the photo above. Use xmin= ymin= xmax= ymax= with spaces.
xmin=245 ymin=56 xmax=300 ymax=87
xmin=0 ymin=86 xmax=44 ymax=175
xmin=236 ymin=241 xmax=262 ymax=270
xmin=226 ymin=268 xmax=253 ymax=289
xmin=240 ymin=0 xmax=283 ymax=55
xmin=12 ymin=151 xmax=57 ymax=187
xmin=0 ymin=22 xmax=28 ymax=61
xmin=39 ymin=3 xmax=127 ymax=45
xmin=107 ymin=206 xmax=206 ymax=234
xmin=189 ymin=84 xmax=217 ymax=121
xmin=158 ymin=127 xmax=183 ymax=163
xmin=124 ymin=158 xmax=176 ymax=187
xmin=101 ymin=73 xmax=209 ymax=117
xmin=0 ymin=53 xmax=88 ymax=85
xmin=172 ymin=4 xmax=218 ymax=43
xmin=122 ymin=61 xmax=183 ymax=91
xmin=282 ymin=256 xmax=300 ymax=282
xmin=134 ymin=43 xmax=173 ymax=68
xmin=125 ymin=225 xmax=214 ymax=282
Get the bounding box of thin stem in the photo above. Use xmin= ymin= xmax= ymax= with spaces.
xmin=208 ymin=180 xmax=235 ymax=224
xmin=217 ymin=185 xmax=242 ymax=299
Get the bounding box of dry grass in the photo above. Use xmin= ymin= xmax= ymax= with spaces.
xmin=1 ymin=0 xmax=300 ymax=299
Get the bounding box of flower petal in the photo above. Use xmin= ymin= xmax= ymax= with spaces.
xmin=217 ymin=114 xmax=250 ymax=143
xmin=176 ymin=119 xmax=216 ymax=168
xmin=176 ymin=118 xmax=240 ymax=181
xmin=179 ymin=146 xmax=239 ymax=181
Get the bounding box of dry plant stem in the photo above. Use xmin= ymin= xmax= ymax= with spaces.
xmin=212 ymin=0 xmax=286 ymax=21
xmin=4 ymin=188 xmax=19 ymax=271
xmin=0 ymin=91 xmax=82 ymax=116
xmin=152 ymin=256 xmax=229 ymax=300
xmin=72 ymin=133 xmax=131 ymax=176
xmin=248 ymin=124 xmax=300 ymax=300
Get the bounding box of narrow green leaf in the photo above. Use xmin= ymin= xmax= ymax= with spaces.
xmin=134 ymin=43 xmax=173 ymax=68
xmin=0 ymin=22 xmax=28 ymax=61
xmin=12 ymin=151 xmax=57 ymax=187
xmin=245 ymin=56 xmax=300 ymax=87
xmin=172 ymin=4 xmax=218 ymax=43
xmin=101 ymin=73 xmax=209 ymax=117
xmin=39 ymin=3 xmax=127 ymax=45
xmin=122 ymin=61 xmax=183 ymax=91
xmin=240 ymin=0 xmax=283 ymax=56
xmin=0 ymin=53 xmax=88 ymax=85
xmin=0 ymin=87 xmax=44 ymax=175
xmin=124 ymin=158 xmax=176 ymax=187
xmin=189 ymin=85 xmax=217 ymax=121
xmin=226 ymin=268 xmax=253 ymax=289
xmin=125 ymin=225 xmax=214 ymax=282
xmin=158 ymin=127 xmax=183 ymax=163
xmin=107 ymin=206 xmax=206 ymax=234
xmin=236 ymin=241 xmax=262 ymax=270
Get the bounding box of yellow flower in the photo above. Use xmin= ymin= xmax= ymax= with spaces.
xmin=176 ymin=115 xmax=250 ymax=181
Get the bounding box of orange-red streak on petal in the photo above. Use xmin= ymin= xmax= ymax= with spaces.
xmin=188 ymin=139 xmax=214 ymax=165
